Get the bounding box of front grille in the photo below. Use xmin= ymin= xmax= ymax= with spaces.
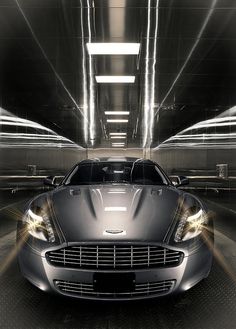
xmin=46 ymin=245 xmax=183 ymax=270
xmin=54 ymin=279 xmax=175 ymax=298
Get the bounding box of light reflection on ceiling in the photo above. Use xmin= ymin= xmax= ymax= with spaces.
xmin=0 ymin=108 xmax=83 ymax=149
xmin=1 ymin=1 xmax=236 ymax=149
xmin=143 ymin=0 xmax=159 ymax=148
xmin=156 ymin=106 xmax=236 ymax=149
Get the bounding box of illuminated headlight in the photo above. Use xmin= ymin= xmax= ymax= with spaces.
xmin=174 ymin=208 xmax=208 ymax=242
xmin=23 ymin=207 xmax=56 ymax=243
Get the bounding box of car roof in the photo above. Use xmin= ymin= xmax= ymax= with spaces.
xmin=79 ymin=157 xmax=155 ymax=165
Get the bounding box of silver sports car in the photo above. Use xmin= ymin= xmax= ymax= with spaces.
xmin=17 ymin=157 xmax=213 ymax=300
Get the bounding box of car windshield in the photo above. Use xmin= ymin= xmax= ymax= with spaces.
xmin=64 ymin=162 xmax=168 ymax=186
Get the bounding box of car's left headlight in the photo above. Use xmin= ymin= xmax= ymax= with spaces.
xmin=23 ymin=203 xmax=56 ymax=243
xmin=174 ymin=204 xmax=208 ymax=242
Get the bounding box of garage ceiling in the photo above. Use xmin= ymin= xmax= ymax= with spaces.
xmin=0 ymin=0 xmax=236 ymax=148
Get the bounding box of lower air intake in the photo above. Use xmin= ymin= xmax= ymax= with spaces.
xmin=54 ymin=279 xmax=175 ymax=299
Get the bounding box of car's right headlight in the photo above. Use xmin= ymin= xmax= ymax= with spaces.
xmin=174 ymin=203 xmax=208 ymax=243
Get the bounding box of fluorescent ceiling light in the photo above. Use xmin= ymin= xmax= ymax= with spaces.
xmin=105 ymin=111 xmax=129 ymax=115
xmin=95 ymin=76 xmax=135 ymax=83
xmin=112 ymin=142 xmax=125 ymax=145
xmin=109 ymin=132 xmax=127 ymax=136
xmin=104 ymin=207 xmax=127 ymax=212
xmin=110 ymin=136 xmax=126 ymax=139
xmin=86 ymin=43 xmax=140 ymax=55
xmin=107 ymin=119 xmax=128 ymax=123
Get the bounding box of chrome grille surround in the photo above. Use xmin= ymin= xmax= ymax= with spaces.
xmin=54 ymin=279 xmax=176 ymax=298
xmin=46 ymin=245 xmax=184 ymax=270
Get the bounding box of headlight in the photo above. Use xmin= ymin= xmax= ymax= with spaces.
xmin=23 ymin=204 xmax=56 ymax=243
xmin=174 ymin=206 xmax=208 ymax=242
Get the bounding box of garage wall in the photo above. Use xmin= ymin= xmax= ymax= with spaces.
xmin=151 ymin=107 xmax=236 ymax=177
xmin=0 ymin=108 xmax=87 ymax=176
xmin=151 ymin=148 xmax=236 ymax=176
xmin=87 ymin=148 xmax=143 ymax=159
xmin=0 ymin=146 xmax=86 ymax=176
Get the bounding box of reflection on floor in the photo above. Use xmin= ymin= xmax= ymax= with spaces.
xmin=0 ymin=189 xmax=236 ymax=329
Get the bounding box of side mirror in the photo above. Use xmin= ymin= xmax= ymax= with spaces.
xmin=44 ymin=176 xmax=58 ymax=187
xmin=170 ymin=175 xmax=189 ymax=187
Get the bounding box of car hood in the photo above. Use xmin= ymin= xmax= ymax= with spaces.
xmin=50 ymin=184 xmax=182 ymax=243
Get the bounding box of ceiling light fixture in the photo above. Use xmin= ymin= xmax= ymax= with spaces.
xmin=105 ymin=111 xmax=129 ymax=115
xmin=109 ymin=132 xmax=127 ymax=136
xmin=110 ymin=136 xmax=126 ymax=139
xmin=107 ymin=119 xmax=128 ymax=123
xmin=104 ymin=207 xmax=127 ymax=212
xmin=86 ymin=43 xmax=140 ymax=55
xmin=95 ymin=76 xmax=135 ymax=83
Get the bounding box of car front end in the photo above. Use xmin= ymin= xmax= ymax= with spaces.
xmin=17 ymin=178 xmax=213 ymax=301
xmin=18 ymin=240 xmax=212 ymax=301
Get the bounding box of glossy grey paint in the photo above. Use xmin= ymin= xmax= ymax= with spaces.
xmin=50 ymin=184 xmax=182 ymax=242
xmin=17 ymin=158 xmax=213 ymax=300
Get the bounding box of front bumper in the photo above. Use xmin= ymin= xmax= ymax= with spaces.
xmin=18 ymin=241 xmax=212 ymax=301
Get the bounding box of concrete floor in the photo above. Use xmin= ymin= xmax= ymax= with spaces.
xmin=0 ymin=189 xmax=236 ymax=329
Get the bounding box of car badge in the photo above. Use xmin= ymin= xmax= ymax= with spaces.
xmin=103 ymin=229 xmax=126 ymax=236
